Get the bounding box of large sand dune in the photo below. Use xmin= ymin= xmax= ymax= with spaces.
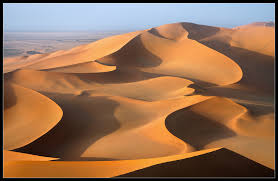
xmin=3 ymin=21 xmax=274 ymax=177
xmin=98 ymin=24 xmax=243 ymax=86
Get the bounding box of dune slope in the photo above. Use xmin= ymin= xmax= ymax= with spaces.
xmin=117 ymin=148 xmax=274 ymax=177
xmin=4 ymin=82 xmax=63 ymax=150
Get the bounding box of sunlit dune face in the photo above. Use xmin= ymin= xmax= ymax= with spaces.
xmin=4 ymin=83 xmax=63 ymax=150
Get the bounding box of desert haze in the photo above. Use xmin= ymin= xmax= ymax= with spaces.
xmin=3 ymin=21 xmax=275 ymax=178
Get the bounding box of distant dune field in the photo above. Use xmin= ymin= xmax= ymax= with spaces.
xmin=3 ymin=21 xmax=274 ymax=178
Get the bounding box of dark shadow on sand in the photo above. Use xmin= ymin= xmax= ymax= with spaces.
xmin=181 ymin=22 xmax=220 ymax=41
xmin=165 ymin=106 xmax=236 ymax=150
xmin=199 ymin=38 xmax=274 ymax=94
xmin=3 ymin=81 xmax=18 ymax=110
xmin=117 ymin=148 xmax=274 ymax=177
xmin=13 ymin=93 xmax=122 ymax=161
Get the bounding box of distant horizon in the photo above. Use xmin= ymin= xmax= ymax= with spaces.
xmin=3 ymin=3 xmax=275 ymax=32
xmin=3 ymin=20 xmax=276 ymax=33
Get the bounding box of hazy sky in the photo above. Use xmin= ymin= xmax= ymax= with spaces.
xmin=3 ymin=3 xmax=275 ymax=32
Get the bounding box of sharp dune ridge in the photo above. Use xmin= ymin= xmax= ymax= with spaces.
xmin=3 ymin=21 xmax=274 ymax=177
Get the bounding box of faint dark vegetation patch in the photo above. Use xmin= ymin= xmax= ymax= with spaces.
xmin=26 ymin=51 xmax=42 ymax=55
xmin=265 ymin=21 xmax=274 ymax=27
xmin=4 ymin=48 xmax=24 ymax=57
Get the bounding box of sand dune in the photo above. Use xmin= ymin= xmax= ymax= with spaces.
xmin=46 ymin=61 xmax=116 ymax=73
xmin=3 ymin=30 xmax=144 ymax=73
xmin=196 ymin=24 xmax=274 ymax=93
xmin=3 ymin=21 xmax=274 ymax=177
xmin=231 ymin=22 xmax=275 ymax=56
xmin=99 ymin=25 xmax=243 ymax=86
xmin=148 ymin=23 xmax=189 ymax=41
xmin=4 ymin=150 xmax=58 ymax=162
xmin=5 ymin=69 xmax=192 ymax=101
xmin=14 ymin=92 xmax=210 ymax=160
xmin=4 ymin=82 xmax=63 ymax=150
xmin=82 ymin=76 xmax=195 ymax=101
xmin=165 ymin=97 xmax=246 ymax=150
xmin=165 ymin=96 xmax=274 ymax=169
xmin=4 ymin=147 xmax=221 ymax=178
xmin=4 ymin=148 xmax=274 ymax=178
xmin=118 ymin=148 xmax=274 ymax=177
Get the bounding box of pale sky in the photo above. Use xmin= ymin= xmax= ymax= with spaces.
xmin=3 ymin=3 xmax=275 ymax=32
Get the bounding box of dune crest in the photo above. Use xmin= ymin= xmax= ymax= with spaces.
xmin=46 ymin=61 xmax=116 ymax=73
xmin=231 ymin=23 xmax=274 ymax=56
xmin=4 ymin=150 xmax=59 ymax=161
xmin=4 ymin=147 xmax=222 ymax=178
xmin=148 ymin=22 xmax=189 ymax=41
xmin=99 ymin=26 xmax=243 ymax=86
xmin=3 ymin=30 xmax=144 ymax=73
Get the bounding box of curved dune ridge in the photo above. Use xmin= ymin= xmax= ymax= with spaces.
xmin=165 ymin=97 xmax=274 ymax=169
xmin=4 ymin=82 xmax=63 ymax=150
xmin=46 ymin=61 xmax=116 ymax=73
xmin=4 ymin=147 xmax=221 ymax=178
xmin=3 ymin=30 xmax=144 ymax=73
xmin=98 ymin=23 xmax=243 ymax=86
xmin=4 ymin=150 xmax=59 ymax=162
xmin=3 ymin=21 xmax=274 ymax=177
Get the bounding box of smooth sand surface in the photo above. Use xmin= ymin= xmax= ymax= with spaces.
xmin=231 ymin=22 xmax=274 ymax=56
xmin=165 ymin=97 xmax=274 ymax=169
xmin=3 ymin=30 xmax=143 ymax=73
xmin=4 ymin=82 xmax=63 ymax=150
xmin=3 ymin=21 xmax=274 ymax=177
xmin=4 ymin=150 xmax=59 ymax=161
xmin=98 ymin=24 xmax=243 ymax=86
xmin=46 ymin=61 xmax=116 ymax=73
xmin=117 ymin=148 xmax=274 ymax=177
xmin=4 ymin=147 xmax=221 ymax=178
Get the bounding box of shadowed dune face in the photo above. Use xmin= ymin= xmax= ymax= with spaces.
xmin=13 ymin=94 xmax=121 ymax=160
xmin=199 ymin=41 xmax=274 ymax=94
xmin=165 ymin=97 xmax=244 ymax=150
xmin=13 ymin=93 xmax=210 ymax=160
xmin=181 ymin=22 xmax=274 ymax=93
xmin=166 ymin=109 xmax=236 ymax=150
xmin=164 ymin=96 xmax=274 ymax=169
xmin=100 ymin=27 xmax=243 ymax=86
xmin=98 ymin=34 xmax=163 ymax=68
xmin=4 ymin=82 xmax=17 ymax=110
xmin=117 ymin=148 xmax=274 ymax=177
xmin=192 ymin=24 xmax=274 ymax=95
xmin=2 ymin=148 xmax=221 ymax=177
xmin=181 ymin=22 xmax=220 ymax=41
xmin=3 ymin=30 xmax=144 ymax=73
xmin=148 ymin=23 xmax=189 ymax=41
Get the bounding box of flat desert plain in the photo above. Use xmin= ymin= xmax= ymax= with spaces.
xmin=3 ymin=22 xmax=275 ymax=178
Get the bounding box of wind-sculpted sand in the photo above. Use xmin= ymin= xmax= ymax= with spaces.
xmin=3 ymin=22 xmax=274 ymax=177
